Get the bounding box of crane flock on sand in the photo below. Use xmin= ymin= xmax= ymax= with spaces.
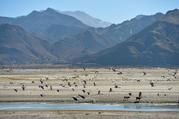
xmin=11 ymin=67 xmax=178 ymax=103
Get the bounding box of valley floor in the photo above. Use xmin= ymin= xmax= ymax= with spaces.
xmin=0 ymin=67 xmax=178 ymax=119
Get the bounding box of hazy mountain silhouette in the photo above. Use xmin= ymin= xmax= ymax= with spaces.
xmin=0 ymin=8 xmax=89 ymax=43
xmin=62 ymin=11 xmax=111 ymax=28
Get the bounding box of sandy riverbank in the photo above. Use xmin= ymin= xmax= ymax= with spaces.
xmin=0 ymin=110 xmax=179 ymax=119
xmin=0 ymin=68 xmax=178 ymax=103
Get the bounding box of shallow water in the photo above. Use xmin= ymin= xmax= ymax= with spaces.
xmin=0 ymin=103 xmax=179 ymax=112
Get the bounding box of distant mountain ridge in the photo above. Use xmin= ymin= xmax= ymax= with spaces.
xmin=94 ymin=12 xmax=164 ymax=43
xmin=50 ymin=11 xmax=163 ymax=61
xmin=62 ymin=11 xmax=112 ymax=28
xmin=0 ymin=8 xmax=89 ymax=43
xmin=81 ymin=9 xmax=179 ymax=67
xmin=0 ymin=8 xmax=178 ymax=67
xmin=161 ymin=9 xmax=179 ymax=24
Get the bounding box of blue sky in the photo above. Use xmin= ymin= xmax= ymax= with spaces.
xmin=0 ymin=0 xmax=179 ymax=23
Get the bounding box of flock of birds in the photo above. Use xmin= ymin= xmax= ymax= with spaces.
xmin=9 ymin=67 xmax=178 ymax=103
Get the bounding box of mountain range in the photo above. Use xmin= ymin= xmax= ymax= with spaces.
xmin=0 ymin=8 xmax=90 ymax=43
xmin=0 ymin=8 xmax=179 ymax=67
xmin=51 ymin=11 xmax=163 ymax=61
xmin=81 ymin=9 xmax=179 ymax=67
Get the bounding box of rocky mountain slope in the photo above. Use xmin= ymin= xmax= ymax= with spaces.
xmin=81 ymin=9 xmax=179 ymax=67
xmin=0 ymin=24 xmax=55 ymax=65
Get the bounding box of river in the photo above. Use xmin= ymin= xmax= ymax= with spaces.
xmin=0 ymin=103 xmax=179 ymax=112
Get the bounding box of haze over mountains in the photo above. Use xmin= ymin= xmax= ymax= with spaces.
xmin=62 ymin=11 xmax=112 ymax=28
xmin=0 ymin=8 xmax=89 ymax=43
xmin=0 ymin=8 xmax=179 ymax=67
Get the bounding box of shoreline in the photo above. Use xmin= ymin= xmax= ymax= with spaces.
xmin=0 ymin=100 xmax=178 ymax=104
